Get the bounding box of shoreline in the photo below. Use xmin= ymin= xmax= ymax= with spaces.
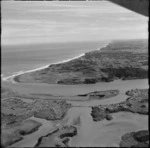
xmin=2 ymin=42 xmax=109 ymax=83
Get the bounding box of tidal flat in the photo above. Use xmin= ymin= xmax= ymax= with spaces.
xmin=1 ymin=80 xmax=148 ymax=147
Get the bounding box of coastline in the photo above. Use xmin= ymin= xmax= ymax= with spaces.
xmin=2 ymin=42 xmax=109 ymax=84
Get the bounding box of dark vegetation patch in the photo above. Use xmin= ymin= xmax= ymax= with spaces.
xmin=120 ymin=130 xmax=149 ymax=147
xmin=91 ymin=89 xmax=148 ymax=122
xmin=14 ymin=39 xmax=148 ymax=84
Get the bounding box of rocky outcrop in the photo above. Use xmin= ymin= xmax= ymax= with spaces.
xmin=13 ymin=39 xmax=148 ymax=84
xmin=91 ymin=89 xmax=148 ymax=121
xmin=34 ymin=126 xmax=77 ymax=147
xmin=120 ymin=130 xmax=149 ymax=147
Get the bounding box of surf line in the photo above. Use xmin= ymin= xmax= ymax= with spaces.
xmin=2 ymin=53 xmax=85 ymax=83
xmin=2 ymin=42 xmax=109 ymax=83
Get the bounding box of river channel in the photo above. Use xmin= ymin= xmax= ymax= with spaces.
xmin=5 ymin=79 xmax=148 ymax=147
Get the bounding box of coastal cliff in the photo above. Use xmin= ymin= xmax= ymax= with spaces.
xmin=14 ymin=39 xmax=148 ymax=84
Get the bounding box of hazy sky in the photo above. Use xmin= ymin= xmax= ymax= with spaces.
xmin=1 ymin=1 xmax=148 ymax=45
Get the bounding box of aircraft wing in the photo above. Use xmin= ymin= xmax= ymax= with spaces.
xmin=109 ymin=0 xmax=149 ymax=16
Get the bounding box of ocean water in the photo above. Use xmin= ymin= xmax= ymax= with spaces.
xmin=1 ymin=1 xmax=148 ymax=78
xmin=1 ymin=1 xmax=148 ymax=147
xmin=2 ymin=41 xmax=107 ymax=77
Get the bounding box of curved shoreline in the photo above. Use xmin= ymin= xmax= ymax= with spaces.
xmin=2 ymin=43 xmax=109 ymax=83
xmin=2 ymin=53 xmax=85 ymax=83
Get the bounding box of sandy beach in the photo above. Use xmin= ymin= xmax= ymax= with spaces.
xmin=2 ymin=53 xmax=86 ymax=83
xmin=2 ymin=43 xmax=110 ymax=83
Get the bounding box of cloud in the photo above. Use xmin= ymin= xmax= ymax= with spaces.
xmin=1 ymin=1 xmax=148 ymax=46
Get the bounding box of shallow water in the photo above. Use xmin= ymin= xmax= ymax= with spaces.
xmin=2 ymin=1 xmax=148 ymax=147
xmin=12 ymin=107 xmax=148 ymax=147
xmin=10 ymin=116 xmax=56 ymax=147
xmin=2 ymin=79 xmax=148 ymax=96
xmin=68 ymin=108 xmax=148 ymax=147
xmin=8 ymin=79 xmax=149 ymax=147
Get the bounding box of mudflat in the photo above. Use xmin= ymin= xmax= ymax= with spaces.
xmin=1 ymin=86 xmax=120 ymax=147
xmin=1 ymin=86 xmax=71 ymax=147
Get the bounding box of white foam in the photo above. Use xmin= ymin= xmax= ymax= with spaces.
xmin=2 ymin=53 xmax=85 ymax=83
xmin=2 ymin=43 xmax=109 ymax=83
xmin=96 ymin=43 xmax=109 ymax=51
xmin=52 ymin=53 xmax=85 ymax=65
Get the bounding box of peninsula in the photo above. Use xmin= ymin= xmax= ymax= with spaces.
xmin=13 ymin=39 xmax=148 ymax=84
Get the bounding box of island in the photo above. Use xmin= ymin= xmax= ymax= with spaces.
xmin=91 ymin=89 xmax=149 ymax=147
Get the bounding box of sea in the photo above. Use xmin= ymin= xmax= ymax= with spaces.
xmin=1 ymin=41 xmax=108 ymax=78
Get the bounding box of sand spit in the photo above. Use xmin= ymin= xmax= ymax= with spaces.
xmin=2 ymin=53 xmax=86 ymax=83
xmin=1 ymin=42 xmax=110 ymax=84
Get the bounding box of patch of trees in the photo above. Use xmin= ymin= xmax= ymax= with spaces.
xmin=83 ymin=78 xmax=97 ymax=84
xmin=101 ymin=67 xmax=148 ymax=80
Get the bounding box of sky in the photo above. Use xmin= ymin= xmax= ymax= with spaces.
xmin=1 ymin=1 xmax=148 ymax=45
